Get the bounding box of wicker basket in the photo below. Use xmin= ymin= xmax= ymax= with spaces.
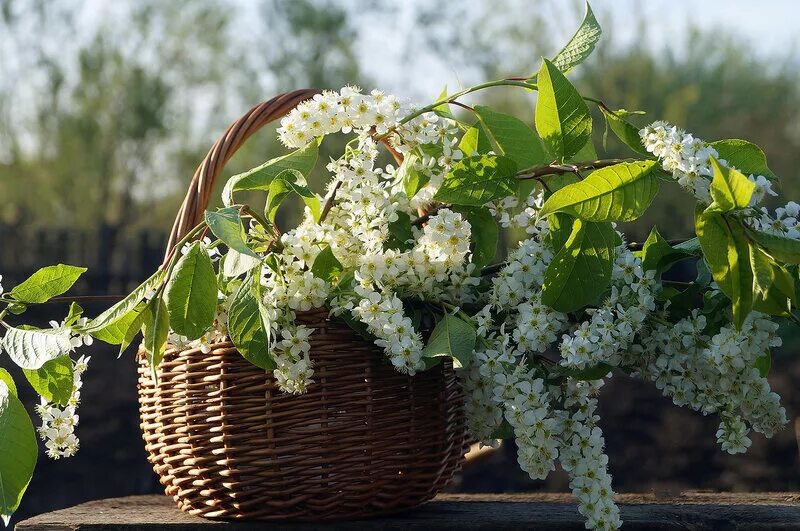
xmin=137 ymin=90 xmax=468 ymax=521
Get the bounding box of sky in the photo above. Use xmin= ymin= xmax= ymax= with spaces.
xmin=606 ymin=0 xmax=797 ymax=56
xmin=348 ymin=0 xmax=799 ymax=99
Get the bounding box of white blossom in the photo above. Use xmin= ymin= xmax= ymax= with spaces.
xmin=36 ymin=355 xmax=90 ymax=459
xmin=640 ymin=121 xmax=775 ymax=206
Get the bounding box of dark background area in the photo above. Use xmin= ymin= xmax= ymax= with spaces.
xmin=2 ymin=0 xmax=800 ymax=525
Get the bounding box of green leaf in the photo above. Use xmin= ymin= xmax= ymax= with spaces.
xmin=546 ymin=212 xmax=575 ymax=251
xmin=0 ymin=369 xmax=16 ymax=397
xmin=754 ymin=353 xmax=771 ymax=377
xmin=709 ymin=139 xmax=777 ymax=180
xmin=751 ymin=258 xmax=796 ymax=317
xmin=434 ymin=155 xmax=519 ymax=206
xmin=400 ymin=153 xmax=429 ymax=199
xmin=205 ymin=208 xmax=259 ymax=258
xmin=545 ymin=1 xmax=602 ymax=76
xmin=142 ymin=297 xmax=170 ymax=372
xmin=747 ymin=229 xmax=800 ymax=264
xmin=118 ymin=307 xmax=147 ymax=358
xmin=570 ymin=137 xmax=597 ymax=163
xmin=705 ymin=157 xmax=755 ymax=213
xmin=221 ymin=249 xmax=262 ymax=278
xmin=421 ymin=314 xmax=477 ymax=369
xmin=64 ymin=303 xmax=83 ymax=327
xmin=222 ymin=139 xmax=319 ymax=206
xmin=541 ymin=219 xmax=617 ymax=312
xmin=227 ymin=270 xmax=275 ymax=371
xmin=665 ymin=282 xmax=705 ymax=321
xmin=82 ymin=270 xmax=163 ymax=333
xmin=749 ymin=244 xmax=774 ymax=298
xmin=5 ymin=302 xmax=26 ymax=316
xmin=9 ymin=264 xmax=86 ymax=304
xmin=534 ymin=57 xmax=592 ymax=161
xmin=543 ymin=175 xmax=580 ymax=250
xmin=473 ymin=105 xmax=546 ymax=169
xmin=91 ymin=306 xmax=142 ymax=345
xmin=22 ymin=356 xmax=74 ymax=405
xmin=0 ymin=383 xmax=38 ymax=525
xmin=675 ymin=238 xmax=702 ymax=255
xmin=265 ymin=169 xmax=322 ymax=223
xmin=386 ymin=211 xmax=415 ymax=252
xmin=1 ymin=326 xmax=73 ymax=370
xmin=601 ymin=108 xmax=649 ymax=156
xmin=772 ymin=264 xmax=797 ymax=304
xmin=454 ymin=207 xmax=498 ymax=270
xmin=459 ymin=123 xmax=493 ymax=155
xmin=310 ymin=246 xmax=343 ymax=282
xmin=540 ymin=161 xmax=659 ymax=222
xmin=640 ymin=228 xmax=693 ymax=273
xmin=432 ymin=85 xmax=456 ymax=120
xmin=164 ymin=241 xmax=218 ymax=340
xmin=695 ymin=210 xmax=753 ymax=328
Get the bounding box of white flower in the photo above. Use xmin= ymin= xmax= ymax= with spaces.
xmin=749 ymin=174 xmax=777 ymax=205
xmin=639 ymin=121 xmax=776 ymax=209
xmin=37 ymin=356 xmax=89 ymax=459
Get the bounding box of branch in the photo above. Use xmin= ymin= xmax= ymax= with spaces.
xmin=516 ymin=159 xmax=636 ymax=181
xmin=480 ymin=238 xmax=693 ymax=277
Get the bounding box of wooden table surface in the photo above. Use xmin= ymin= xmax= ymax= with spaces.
xmin=16 ymin=492 xmax=800 ymax=530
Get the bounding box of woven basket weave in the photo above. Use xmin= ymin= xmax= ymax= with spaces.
xmin=137 ymin=90 xmax=468 ymax=521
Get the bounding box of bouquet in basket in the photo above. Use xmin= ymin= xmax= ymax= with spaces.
xmin=1 ymin=4 xmax=797 ymax=529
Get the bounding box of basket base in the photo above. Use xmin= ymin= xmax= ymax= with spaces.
xmin=139 ymin=311 xmax=467 ymax=522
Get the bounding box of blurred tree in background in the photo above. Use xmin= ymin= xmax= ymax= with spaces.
xmin=0 ymin=0 xmax=373 ymax=232
xmin=1 ymin=0 xmax=797 ymax=241
xmin=0 ymin=0 xmax=243 ymax=229
xmin=414 ymin=0 xmax=800 ymax=241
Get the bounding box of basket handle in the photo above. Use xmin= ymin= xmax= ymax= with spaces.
xmin=165 ymin=89 xmax=406 ymax=260
xmin=165 ymin=89 xmax=322 ymax=257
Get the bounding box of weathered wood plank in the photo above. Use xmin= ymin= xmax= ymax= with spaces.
xmin=16 ymin=493 xmax=800 ymax=530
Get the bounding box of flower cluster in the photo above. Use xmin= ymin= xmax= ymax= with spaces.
xmin=639 ymin=311 xmax=786 ymax=454
xmin=278 ymin=87 xmax=402 ymax=148
xmin=35 ymin=356 xmax=90 ymax=459
xmin=559 ymin=244 xmax=657 ymax=369
xmin=504 ymin=374 xmax=559 ymax=480
xmin=558 ymin=379 xmax=622 ymax=530
xmin=750 ymin=201 xmax=800 ymax=240
xmin=463 ymin=329 xmax=622 ymax=529
xmin=272 ymin=325 xmax=315 ymax=393
xmin=640 ymin=121 xmax=776 ymax=204
xmin=352 ymin=288 xmax=425 ymax=373
xmin=323 ymin=135 xmax=401 ymax=257
xmin=258 ymin=257 xmax=332 ymax=393
xmin=489 ymin=194 xmax=549 ymax=235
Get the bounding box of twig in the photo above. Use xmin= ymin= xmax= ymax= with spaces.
xmin=318 ymin=180 xmax=342 ymax=224
xmin=38 ymin=295 xmax=127 ymax=304
xmin=627 ymin=238 xmax=691 ymax=252
xmin=449 ymin=100 xmax=474 ymax=113
xmin=480 ymin=262 xmax=505 ymax=276
xmin=412 ymin=204 xmax=447 ymax=227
